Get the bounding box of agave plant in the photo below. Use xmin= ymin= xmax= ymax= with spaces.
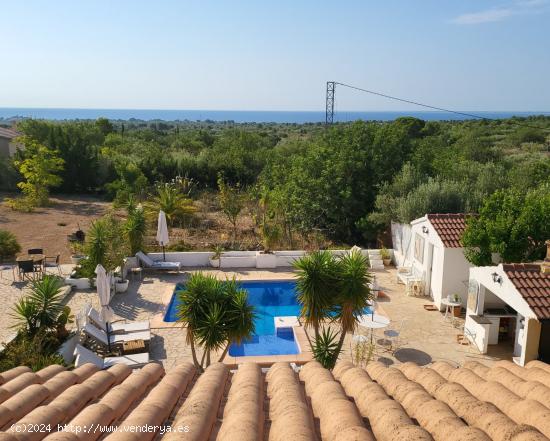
xmin=311 ymin=326 xmax=340 ymax=369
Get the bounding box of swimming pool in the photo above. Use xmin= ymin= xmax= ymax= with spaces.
xmin=164 ymin=280 xmax=371 ymax=357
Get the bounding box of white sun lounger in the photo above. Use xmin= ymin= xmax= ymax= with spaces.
xmin=83 ymin=323 xmax=151 ymax=347
xmin=136 ymin=251 xmax=181 ymax=272
xmin=74 ymin=344 xmax=149 ymax=369
xmin=86 ymin=307 xmax=150 ymax=334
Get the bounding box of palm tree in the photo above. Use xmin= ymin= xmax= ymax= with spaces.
xmin=218 ymin=279 xmax=256 ymax=362
xmin=176 ymin=273 xmax=255 ymax=370
xmin=124 ymin=204 xmax=146 ymax=255
xmin=176 ymin=273 xmax=220 ymax=370
xmin=11 ymin=275 xmax=65 ymax=334
xmin=293 ymin=250 xmax=339 ymax=341
xmin=333 ymin=250 xmax=372 ymax=356
xmin=145 ymin=183 xmax=196 ymax=227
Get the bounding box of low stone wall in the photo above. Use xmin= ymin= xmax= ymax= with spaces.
xmin=131 ymin=248 xmax=373 ymax=270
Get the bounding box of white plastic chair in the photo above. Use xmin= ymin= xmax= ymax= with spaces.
xmin=74 ymin=344 xmax=149 ymax=369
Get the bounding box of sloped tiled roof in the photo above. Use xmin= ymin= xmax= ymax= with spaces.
xmin=0 ymin=127 xmax=20 ymax=140
xmin=503 ymin=263 xmax=550 ymax=320
xmin=427 ymin=213 xmax=468 ymax=248
xmin=1 ymin=358 xmax=550 ymax=440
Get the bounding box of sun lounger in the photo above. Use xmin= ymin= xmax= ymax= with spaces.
xmin=83 ymin=323 xmax=151 ymax=348
xmin=86 ymin=307 xmax=150 ymax=334
xmin=136 ymin=251 xmax=181 ymax=272
xmin=74 ymin=344 xmax=149 ymax=369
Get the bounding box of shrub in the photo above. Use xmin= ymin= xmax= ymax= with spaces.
xmin=10 ymin=275 xmax=66 ymax=334
xmin=0 ymin=331 xmax=64 ymax=371
xmin=0 ymin=229 xmax=21 ymax=260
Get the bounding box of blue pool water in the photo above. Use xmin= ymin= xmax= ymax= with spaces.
xmin=164 ymin=280 xmax=371 ymax=357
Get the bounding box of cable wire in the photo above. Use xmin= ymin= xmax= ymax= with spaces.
xmin=334 ymin=81 xmax=550 ymax=132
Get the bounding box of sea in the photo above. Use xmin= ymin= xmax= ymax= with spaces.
xmin=0 ymin=108 xmax=549 ymax=123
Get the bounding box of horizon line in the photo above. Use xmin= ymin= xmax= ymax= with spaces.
xmin=1 ymin=106 xmax=550 ymax=114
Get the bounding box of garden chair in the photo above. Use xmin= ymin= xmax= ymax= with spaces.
xmin=17 ymin=259 xmax=36 ymax=281
xmin=74 ymin=344 xmax=149 ymax=369
xmin=82 ymin=323 xmax=151 ymax=349
xmin=383 ymin=319 xmax=405 ymax=353
xmin=86 ymin=306 xmax=150 ymax=334
xmin=44 ymin=253 xmax=62 ymax=275
xmin=0 ymin=262 xmax=17 ymax=283
xmin=136 ymin=251 xmax=181 ymax=272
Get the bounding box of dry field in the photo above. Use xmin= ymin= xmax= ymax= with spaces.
xmin=0 ymin=194 xmax=109 ymax=263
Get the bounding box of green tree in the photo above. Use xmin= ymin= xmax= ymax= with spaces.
xmin=0 ymin=229 xmax=21 ymax=260
xmin=217 ymin=174 xmax=244 ymax=245
xmin=463 ymin=184 xmax=550 ymax=265
xmin=12 ymin=137 xmax=64 ymax=207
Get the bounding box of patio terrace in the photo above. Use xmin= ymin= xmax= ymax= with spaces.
xmin=0 ymin=266 xmax=513 ymax=369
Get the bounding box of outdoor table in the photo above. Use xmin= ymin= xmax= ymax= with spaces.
xmin=358 ymin=313 xmax=390 ymax=343
xmin=441 ymin=298 xmax=462 ymax=319
xmin=130 ymin=267 xmax=143 ymax=281
xmin=123 ymin=339 xmax=146 ymax=355
xmin=16 ymin=254 xmax=45 ymax=263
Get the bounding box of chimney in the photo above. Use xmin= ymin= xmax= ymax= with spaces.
xmin=543 ymin=240 xmax=550 ymax=275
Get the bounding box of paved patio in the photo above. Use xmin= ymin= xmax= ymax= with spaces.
xmin=0 ymin=265 xmax=512 ymax=369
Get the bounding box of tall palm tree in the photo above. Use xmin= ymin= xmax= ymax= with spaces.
xmin=177 ymin=273 xmax=255 ymax=369
xmin=218 ymin=280 xmax=256 ymax=362
xmin=293 ymin=250 xmax=339 ymax=341
xmin=176 ymin=273 xmax=220 ymax=370
xmin=333 ymin=250 xmax=372 ymax=356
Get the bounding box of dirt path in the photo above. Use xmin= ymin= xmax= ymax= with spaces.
xmin=0 ymin=193 xmax=110 ymax=263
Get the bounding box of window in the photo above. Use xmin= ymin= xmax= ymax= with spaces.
xmin=414 ymin=233 xmax=425 ymax=263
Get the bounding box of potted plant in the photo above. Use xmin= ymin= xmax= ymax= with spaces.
xmin=55 ymin=306 xmax=74 ymax=339
xmin=380 ymin=247 xmax=392 ymax=266
xmin=69 ymin=241 xmax=85 ymax=265
xmin=451 ymin=293 xmax=462 ymax=317
xmin=209 ymin=245 xmax=223 ymax=268
xmin=256 ymin=223 xmax=280 ymax=268
xmin=115 ymin=261 xmax=130 ymax=293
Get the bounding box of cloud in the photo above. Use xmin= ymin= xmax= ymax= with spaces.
xmin=452 ymin=8 xmax=513 ymax=24
xmin=451 ymin=0 xmax=548 ymax=25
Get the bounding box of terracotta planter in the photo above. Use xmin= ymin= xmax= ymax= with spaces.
xmin=453 ymin=305 xmax=462 ymax=317
xmin=383 ymin=258 xmax=391 ymax=266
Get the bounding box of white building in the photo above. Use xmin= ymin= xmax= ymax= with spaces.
xmin=464 ymin=255 xmax=550 ymax=366
xmin=0 ymin=127 xmax=21 ymax=157
xmin=392 ymin=213 xmax=473 ymax=310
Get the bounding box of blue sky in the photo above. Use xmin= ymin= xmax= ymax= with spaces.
xmin=1 ymin=0 xmax=549 ymax=111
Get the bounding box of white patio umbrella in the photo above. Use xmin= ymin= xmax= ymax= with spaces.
xmin=95 ymin=264 xmax=114 ymax=351
xmin=156 ymin=210 xmax=169 ymax=261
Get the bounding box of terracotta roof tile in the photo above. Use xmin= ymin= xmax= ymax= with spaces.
xmin=0 ymin=358 xmax=549 ymax=439
xmin=426 ymin=213 xmax=470 ymax=248
xmin=0 ymin=127 xmax=19 ymax=140
xmin=503 ymin=263 xmax=550 ymax=320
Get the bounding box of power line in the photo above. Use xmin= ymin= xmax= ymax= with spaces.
xmin=331 ymin=81 xmax=550 ymax=132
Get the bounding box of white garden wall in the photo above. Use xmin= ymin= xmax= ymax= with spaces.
xmin=129 ymin=248 xmax=372 ymax=270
